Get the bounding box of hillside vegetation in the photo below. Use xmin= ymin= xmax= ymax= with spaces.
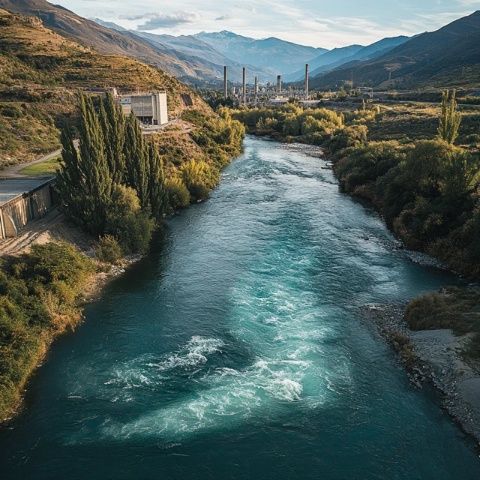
xmin=0 ymin=9 xmax=209 ymax=165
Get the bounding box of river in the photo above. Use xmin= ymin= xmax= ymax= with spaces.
xmin=1 ymin=136 xmax=480 ymax=479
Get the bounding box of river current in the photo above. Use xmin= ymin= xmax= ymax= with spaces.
xmin=1 ymin=137 xmax=480 ymax=479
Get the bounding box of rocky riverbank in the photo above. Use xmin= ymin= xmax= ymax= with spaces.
xmin=363 ymin=303 xmax=480 ymax=445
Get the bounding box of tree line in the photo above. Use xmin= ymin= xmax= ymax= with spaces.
xmin=232 ymin=91 xmax=480 ymax=278
xmin=57 ymin=93 xmax=166 ymax=256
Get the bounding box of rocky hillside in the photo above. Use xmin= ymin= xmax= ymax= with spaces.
xmin=0 ymin=0 xmax=225 ymax=82
xmin=0 ymin=9 xmax=210 ymax=165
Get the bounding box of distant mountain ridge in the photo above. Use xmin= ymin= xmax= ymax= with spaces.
xmin=285 ymin=37 xmax=410 ymax=82
xmin=1 ymin=1 xmax=478 ymax=90
xmin=311 ymin=11 xmax=480 ymax=89
xmin=0 ymin=0 xmax=239 ymax=82
xmin=193 ymin=31 xmax=326 ymax=77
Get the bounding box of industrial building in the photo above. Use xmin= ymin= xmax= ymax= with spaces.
xmin=113 ymin=90 xmax=169 ymax=126
xmin=223 ymin=64 xmax=311 ymax=106
xmin=0 ymin=178 xmax=55 ymax=239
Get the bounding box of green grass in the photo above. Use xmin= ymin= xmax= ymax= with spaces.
xmin=19 ymin=156 xmax=60 ymax=176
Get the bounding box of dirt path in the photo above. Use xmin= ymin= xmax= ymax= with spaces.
xmin=0 ymin=208 xmax=93 ymax=257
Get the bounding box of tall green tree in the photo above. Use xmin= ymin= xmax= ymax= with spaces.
xmin=438 ymin=89 xmax=462 ymax=144
xmin=123 ymin=112 xmax=149 ymax=208
xmin=58 ymin=94 xmax=112 ymax=234
xmin=56 ymin=127 xmax=84 ymax=225
xmin=146 ymin=142 xmax=167 ymax=219
xmin=99 ymin=93 xmax=126 ymax=183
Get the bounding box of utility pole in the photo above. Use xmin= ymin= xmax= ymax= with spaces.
xmin=223 ymin=66 xmax=228 ymax=100
xmin=242 ymin=67 xmax=247 ymax=105
xmin=305 ymin=64 xmax=309 ymax=100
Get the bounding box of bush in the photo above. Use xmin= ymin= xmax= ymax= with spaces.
xmin=181 ymin=160 xmax=219 ymax=202
xmin=328 ymin=125 xmax=368 ymax=153
xmin=95 ymin=235 xmax=123 ymax=264
xmin=165 ymin=177 xmax=191 ymax=211
xmin=105 ymin=185 xmax=155 ymax=255
xmin=335 ymin=141 xmax=405 ymax=194
xmin=0 ymin=242 xmax=94 ymax=420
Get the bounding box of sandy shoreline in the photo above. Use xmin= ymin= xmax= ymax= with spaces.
xmin=362 ymin=303 xmax=480 ymax=445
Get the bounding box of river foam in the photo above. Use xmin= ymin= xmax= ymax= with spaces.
xmin=102 ymin=238 xmax=352 ymax=441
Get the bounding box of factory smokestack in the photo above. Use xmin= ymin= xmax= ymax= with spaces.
xmin=242 ymin=67 xmax=247 ymax=104
xmin=305 ymin=64 xmax=309 ymax=100
xmin=277 ymin=75 xmax=282 ymax=94
xmin=223 ymin=66 xmax=228 ymax=100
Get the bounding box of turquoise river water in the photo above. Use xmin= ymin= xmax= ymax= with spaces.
xmin=1 ymin=137 xmax=480 ymax=479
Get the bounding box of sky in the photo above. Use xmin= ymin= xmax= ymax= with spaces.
xmin=54 ymin=0 xmax=480 ymax=48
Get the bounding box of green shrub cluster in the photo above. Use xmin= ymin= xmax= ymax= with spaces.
xmin=232 ymin=103 xmax=375 ymax=153
xmin=0 ymin=243 xmax=94 ymax=421
xmin=95 ymin=235 xmax=123 ymax=264
xmin=158 ymin=107 xmax=246 ymax=208
xmin=336 ymin=137 xmax=480 ymax=276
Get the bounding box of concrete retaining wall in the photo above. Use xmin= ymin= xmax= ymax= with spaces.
xmin=0 ymin=180 xmax=55 ymax=239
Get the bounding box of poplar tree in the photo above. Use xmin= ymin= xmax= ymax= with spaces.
xmin=438 ymin=90 xmax=462 ymax=145
xmin=123 ymin=112 xmax=149 ymax=208
xmin=58 ymin=94 xmax=112 ymax=234
xmin=146 ymin=142 xmax=167 ymax=219
xmin=57 ymin=127 xmax=84 ymax=225
xmin=99 ymin=93 xmax=126 ymax=183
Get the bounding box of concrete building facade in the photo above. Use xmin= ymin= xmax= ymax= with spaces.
xmin=114 ymin=90 xmax=169 ymax=126
xmin=0 ymin=179 xmax=55 ymax=239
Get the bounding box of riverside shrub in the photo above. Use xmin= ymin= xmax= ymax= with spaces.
xmin=0 ymin=243 xmax=94 ymax=421
xmin=95 ymin=235 xmax=123 ymax=264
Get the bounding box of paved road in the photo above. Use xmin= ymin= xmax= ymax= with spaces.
xmin=0 ymin=148 xmax=62 ymax=179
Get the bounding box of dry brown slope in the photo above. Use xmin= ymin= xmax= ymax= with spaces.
xmin=0 ymin=9 xmax=211 ymax=165
xmin=0 ymin=0 xmax=219 ymax=80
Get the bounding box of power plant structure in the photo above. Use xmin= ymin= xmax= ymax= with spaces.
xmin=113 ymin=89 xmax=169 ymax=126
xmin=305 ymin=64 xmax=309 ymax=100
xmin=222 ymin=65 xmax=316 ymax=107
xmin=223 ymin=66 xmax=228 ymax=100
xmin=242 ymin=67 xmax=247 ymax=105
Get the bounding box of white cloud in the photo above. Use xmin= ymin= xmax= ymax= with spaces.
xmin=119 ymin=12 xmax=197 ymax=30
xmin=55 ymin=0 xmax=480 ymax=48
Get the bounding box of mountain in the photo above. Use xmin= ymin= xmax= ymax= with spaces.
xmin=286 ymin=37 xmax=409 ymax=82
xmin=0 ymin=0 xmax=230 ymax=82
xmin=309 ymin=36 xmax=410 ymax=78
xmin=0 ymin=8 xmax=210 ymax=163
xmin=91 ymin=18 xmax=126 ymax=32
xmin=194 ymin=31 xmax=326 ymax=76
xmin=133 ymin=31 xmax=273 ymax=82
xmin=349 ymin=36 xmax=410 ymax=63
xmin=285 ymin=45 xmax=363 ymax=81
xmin=311 ymin=11 xmax=480 ymax=89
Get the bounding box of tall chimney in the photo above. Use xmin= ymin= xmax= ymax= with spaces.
xmin=305 ymin=64 xmax=309 ymax=100
xmin=223 ymin=66 xmax=228 ymax=100
xmin=242 ymin=67 xmax=247 ymax=104
xmin=254 ymin=76 xmax=258 ymax=105
xmin=277 ymin=75 xmax=282 ymax=94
